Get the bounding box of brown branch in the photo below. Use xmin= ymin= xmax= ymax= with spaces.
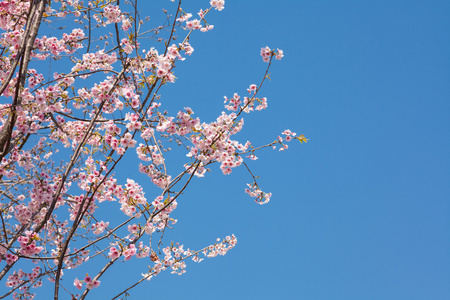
xmin=0 ymin=0 xmax=48 ymax=162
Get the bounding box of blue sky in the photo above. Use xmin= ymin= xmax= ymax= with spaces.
xmin=103 ymin=1 xmax=450 ymax=299
xmin=22 ymin=0 xmax=449 ymax=299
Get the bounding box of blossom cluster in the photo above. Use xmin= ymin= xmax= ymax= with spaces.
xmin=261 ymin=46 xmax=284 ymax=62
xmin=140 ymin=234 xmax=237 ymax=280
xmin=0 ymin=0 xmax=305 ymax=299
xmin=210 ymin=0 xmax=225 ymax=11
xmin=18 ymin=233 xmax=44 ymax=256
xmin=224 ymin=85 xmax=268 ymax=112
xmin=5 ymin=266 xmax=42 ymax=300
xmin=74 ymin=275 xmax=100 ymax=290
xmin=245 ymin=183 xmax=272 ymax=205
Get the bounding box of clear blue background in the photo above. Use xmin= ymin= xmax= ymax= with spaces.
xmin=110 ymin=1 xmax=450 ymax=299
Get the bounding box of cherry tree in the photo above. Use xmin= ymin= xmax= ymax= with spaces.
xmin=0 ymin=0 xmax=307 ymax=299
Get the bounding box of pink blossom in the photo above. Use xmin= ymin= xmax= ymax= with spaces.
xmin=247 ymin=84 xmax=257 ymax=93
xmin=210 ymin=0 xmax=225 ymax=11
xmin=103 ymin=4 xmax=122 ymax=24
xmin=74 ymin=278 xmax=82 ymax=289
xmin=276 ymin=48 xmax=284 ymax=60
xmin=109 ymin=247 xmax=120 ymax=259
xmin=260 ymin=46 xmax=272 ymax=62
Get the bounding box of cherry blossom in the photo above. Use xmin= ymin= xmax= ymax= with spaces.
xmin=210 ymin=0 xmax=225 ymax=11
xmin=0 ymin=1 xmax=305 ymax=299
